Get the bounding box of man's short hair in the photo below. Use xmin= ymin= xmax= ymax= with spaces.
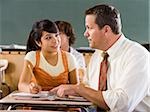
xmin=85 ymin=4 xmax=122 ymax=34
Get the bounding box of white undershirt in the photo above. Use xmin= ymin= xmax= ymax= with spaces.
xmin=25 ymin=50 xmax=77 ymax=76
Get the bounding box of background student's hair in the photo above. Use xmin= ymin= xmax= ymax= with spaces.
xmin=26 ymin=19 xmax=58 ymax=53
xmin=55 ymin=21 xmax=75 ymax=46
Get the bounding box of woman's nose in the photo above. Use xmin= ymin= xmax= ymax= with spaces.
xmin=52 ymin=36 xmax=58 ymax=43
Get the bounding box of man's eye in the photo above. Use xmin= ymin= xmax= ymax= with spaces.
xmin=88 ymin=27 xmax=92 ymax=30
xmin=86 ymin=26 xmax=92 ymax=30
xmin=86 ymin=26 xmax=90 ymax=30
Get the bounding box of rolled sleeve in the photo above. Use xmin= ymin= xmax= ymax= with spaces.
xmin=102 ymin=89 xmax=128 ymax=111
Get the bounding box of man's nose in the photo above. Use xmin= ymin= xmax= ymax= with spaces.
xmin=84 ymin=30 xmax=89 ymax=38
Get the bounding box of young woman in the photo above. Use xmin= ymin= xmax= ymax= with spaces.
xmin=18 ymin=19 xmax=78 ymax=94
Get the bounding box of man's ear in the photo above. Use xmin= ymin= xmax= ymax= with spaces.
xmin=103 ymin=25 xmax=111 ymax=33
xmin=35 ymin=40 xmax=41 ymax=47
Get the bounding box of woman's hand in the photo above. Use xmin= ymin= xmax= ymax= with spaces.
xmin=29 ymin=82 xmax=42 ymax=94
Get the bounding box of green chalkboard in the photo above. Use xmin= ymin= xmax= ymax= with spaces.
xmin=0 ymin=0 xmax=149 ymax=47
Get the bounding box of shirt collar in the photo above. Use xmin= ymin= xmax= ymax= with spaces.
xmin=69 ymin=47 xmax=74 ymax=53
xmin=106 ymin=34 xmax=126 ymax=60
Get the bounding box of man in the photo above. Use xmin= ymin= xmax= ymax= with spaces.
xmin=51 ymin=4 xmax=150 ymax=111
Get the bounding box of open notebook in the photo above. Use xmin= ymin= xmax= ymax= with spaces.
xmin=10 ymin=91 xmax=88 ymax=102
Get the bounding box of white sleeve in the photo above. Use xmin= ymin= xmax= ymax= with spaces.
xmin=75 ymin=53 xmax=86 ymax=69
xmin=102 ymin=47 xmax=150 ymax=111
xmin=70 ymin=48 xmax=86 ymax=69
xmin=66 ymin=52 xmax=77 ymax=72
xmin=24 ymin=51 xmax=36 ymax=67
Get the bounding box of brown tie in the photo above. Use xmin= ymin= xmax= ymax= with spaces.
xmin=98 ymin=52 xmax=109 ymax=91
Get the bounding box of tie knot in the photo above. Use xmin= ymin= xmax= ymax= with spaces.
xmin=101 ymin=52 xmax=109 ymax=60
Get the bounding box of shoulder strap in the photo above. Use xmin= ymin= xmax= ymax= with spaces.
xmin=35 ymin=50 xmax=40 ymax=67
xmin=61 ymin=51 xmax=69 ymax=72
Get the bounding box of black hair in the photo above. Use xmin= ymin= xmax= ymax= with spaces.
xmin=26 ymin=19 xmax=58 ymax=53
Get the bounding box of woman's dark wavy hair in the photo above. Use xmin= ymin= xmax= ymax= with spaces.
xmin=26 ymin=19 xmax=58 ymax=53
xmin=55 ymin=21 xmax=75 ymax=46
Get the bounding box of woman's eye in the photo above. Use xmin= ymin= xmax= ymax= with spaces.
xmin=55 ymin=33 xmax=60 ymax=37
xmin=45 ymin=36 xmax=51 ymax=40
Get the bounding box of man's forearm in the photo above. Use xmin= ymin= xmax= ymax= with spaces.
xmin=74 ymin=84 xmax=110 ymax=110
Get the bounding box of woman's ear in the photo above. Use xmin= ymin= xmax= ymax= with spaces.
xmin=35 ymin=40 xmax=41 ymax=47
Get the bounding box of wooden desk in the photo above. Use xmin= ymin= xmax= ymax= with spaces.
xmin=0 ymin=92 xmax=92 ymax=111
xmin=0 ymin=110 xmax=60 ymax=112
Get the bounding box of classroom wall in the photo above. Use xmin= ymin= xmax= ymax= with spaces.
xmin=0 ymin=0 xmax=149 ymax=47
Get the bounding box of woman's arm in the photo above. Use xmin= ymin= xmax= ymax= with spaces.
xmin=18 ymin=60 xmax=41 ymax=93
xmin=18 ymin=60 xmax=32 ymax=92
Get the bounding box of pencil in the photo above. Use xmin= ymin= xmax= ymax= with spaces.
xmin=28 ymin=64 xmax=35 ymax=78
xmin=28 ymin=64 xmax=39 ymax=92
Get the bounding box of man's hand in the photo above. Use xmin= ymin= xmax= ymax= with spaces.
xmin=50 ymin=84 xmax=78 ymax=97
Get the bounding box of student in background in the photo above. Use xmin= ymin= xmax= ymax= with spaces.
xmin=18 ymin=19 xmax=77 ymax=94
xmin=51 ymin=4 xmax=150 ymax=111
xmin=55 ymin=21 xmax=86 ymax=82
